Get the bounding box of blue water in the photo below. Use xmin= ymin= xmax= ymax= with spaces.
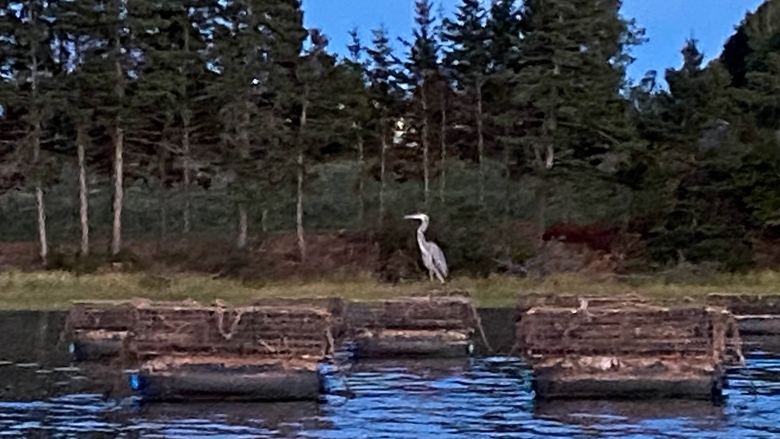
xmin=1 ymin=349 xmax=779 ymax=438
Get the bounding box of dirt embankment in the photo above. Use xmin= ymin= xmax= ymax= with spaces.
xmin=8 ymin=219 xmax=776 ymax=280
xmin=0 ymin=222 xmax=650 ymax=281
xmin=0 ymin=232 xmax=380 ymax=280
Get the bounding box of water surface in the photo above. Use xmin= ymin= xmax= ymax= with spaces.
xmin=0 ymin=311 xmax=779 ymax=438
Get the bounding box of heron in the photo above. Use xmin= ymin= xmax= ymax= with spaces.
xmin=404 ymin=213 xmax=448 ymax=283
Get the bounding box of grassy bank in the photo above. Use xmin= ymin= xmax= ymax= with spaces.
xmin=2 ymin=269 xmax=780 ymax=310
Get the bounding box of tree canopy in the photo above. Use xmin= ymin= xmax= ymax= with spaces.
xmin=2 ymin=0 xmax=780 ymax=277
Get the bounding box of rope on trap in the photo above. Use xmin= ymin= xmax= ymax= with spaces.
xmin=214 ymin=303 xmax=246 ymax=340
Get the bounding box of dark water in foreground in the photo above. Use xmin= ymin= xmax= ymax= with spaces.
xmin=1 ymin=311 xmax=780 ymax=438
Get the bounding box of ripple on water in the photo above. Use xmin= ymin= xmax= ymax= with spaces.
xmin=0 ymin=353 xmax=780 ymax=438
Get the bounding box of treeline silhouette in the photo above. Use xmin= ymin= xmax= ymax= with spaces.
xmin=1 ymin=0 xmax=779 ymax=279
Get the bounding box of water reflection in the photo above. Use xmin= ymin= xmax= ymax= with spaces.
xmin=533 ymin=399 xmax=728 ymax=438
xmin=139 ymin=401 xmax=329 ymax=436
xmin=0 ymin=311 xmax=779 ymax=438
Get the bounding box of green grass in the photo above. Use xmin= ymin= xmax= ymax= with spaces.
xmin=2 ymin=269 xmax=780 ymax=310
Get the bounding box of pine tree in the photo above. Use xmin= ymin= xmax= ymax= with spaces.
xmin=201 ymin=0 xmax=305 ymax=249
xmin=0 ymin=0 xmax=60 ymax=263
xmin=640 ymin=39 xmax=751 ymax=269
xmin=204 ymin=0 xmax=258 ymax=248
xmin=736 ymin=46 xmax=780 ymax=136
xmin=442 ymin=0 xmax=490 ymax=204
xmin=344 ymin=27 xmax=371 ymax=226
xmin=484 ymin=0 xmax=523 ymax=216
xmin=402 ymin=0 xmax=440 ymax=208
xmin=57 ymin=0 xmax=132 ymax=255
xmin=292 ymin=27 xmax=333 ymax=262
xmin=720 ymin=9 xmax=780 ymax=257
xmin=126 ymin=0 xmax=208 ymax=238
xmin=516 ymin=0 xmax=640 ymax=171
xmin=107 ymin=0 xmax=130 ymax=256
xmin=511 ymin=0 xmax=643 ymax=229
xmin=50 ymin=1 xmax=95 ymax=255
xmin=366 ymin=26 xmax=404 ymax=224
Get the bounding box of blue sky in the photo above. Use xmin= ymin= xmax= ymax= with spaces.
xmin=302 ymin=0 xmax=766 ymax=87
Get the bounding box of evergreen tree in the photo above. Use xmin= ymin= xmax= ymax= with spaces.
xmin=723 ymin=5 xmax=780 ymax=249
xmin=641 ymin=39 xmax=750 ymax=269
xmin=203 ymin=0 xmax=263 ymax=248
xmin=50 ymin=0 xmax=96 ymax=255
xmin=343 ymin=27 xmax=372 ymax=226
xmin=0 ymin=0 xmax=60 ymax=263
xmin=366 ymin=26 xmax=404 ymax=224
xmin=292 ymin=28 xmax=335 ymax=262
xmin=442 ymin=0 xmax=490 ymax=204
xmin=734 ymin=42 xmax=780 ymax=135
xmin=402 ymin=0 xmax=440 ymax=208
xmin=484 ymin=0 xmax=523 ymax=215
xmin=137 ymin=0 xmax=210 ymax=235
xmin=512 ymin=0 xmax=642 ymax=229
xmin=127 ymin=0 xmax=208 ymax=238
xmin=57 ymin=0 xmax=133 ymax=255
xmin=516 ymin=0 xmax=641 ymax=170
xmin=201 ymin=0 xmax=305 ymax=249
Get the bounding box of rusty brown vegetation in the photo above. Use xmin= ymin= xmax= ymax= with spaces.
xmin=0 ymin=232 xmax=379 ymax=280
xmin=0 ymin=221 xmax=645 ymax=279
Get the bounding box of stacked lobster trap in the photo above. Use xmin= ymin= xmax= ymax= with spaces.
xmin=514 ymin=296 xmax=743 ymax=400
xmin=63 ymin=293 xmax=482 ymax=402
xmin=342 ymin=294 xmax=479 ymax=359
xmin=65 ymin=298 xmax=337 ymax=402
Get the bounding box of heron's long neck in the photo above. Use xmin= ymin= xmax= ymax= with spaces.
xmin=416 ymin=220 xmax=429 ymax=245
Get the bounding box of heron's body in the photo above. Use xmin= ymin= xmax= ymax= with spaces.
xmin=405 ymin=213 xmax=448 ymax=283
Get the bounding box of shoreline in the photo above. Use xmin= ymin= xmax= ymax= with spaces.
xmin=3 ymin=269 xmax=780 ymax=311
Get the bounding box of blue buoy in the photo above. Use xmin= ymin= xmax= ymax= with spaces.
xmin=129 ymin=373 xmax=141 ymax=391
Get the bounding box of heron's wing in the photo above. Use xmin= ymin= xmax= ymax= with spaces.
xmin=428 ymin=242 xmax=448 ymax=277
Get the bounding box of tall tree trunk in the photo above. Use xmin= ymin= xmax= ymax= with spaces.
xmin=182 ymin=117 xmax=192 ymax=234
xmin=536 ymin=107 xmax=557 ymax=245
xmin=111 ymin=50 xmax=125 ymax=255
xmin=111 ymin=127 xmax=124 ymax=256
xmin=476 ymin=81 xmax=485 ymax=206
xmin=357 ymin=131 xmax=364 ymax=226
xmin=77 ymin=124 xmax=89 ymax=256
xmin=236 ymin=140 xmax=249 ymax=249
xmin=379 ymin=120 xmax=387 ymax=227
xmin=439 ymin=87 xmax=447 ymax=204
xmin=35 ymin=185 xmax=47 ymax=264
xmin=296 ymin=151 xmax=305 ymax=262
xmin=236 ymin=105 xmax=251 ymax=250
xmin=296 ymin=96 xmax=309 ymax=262
xmin=237 ymin=205 xmax=248 ymax=249
xmin=30 ymin=45 xmax=47 ymax=264
xmin=421 ymin=80 xmax=430 ymax=208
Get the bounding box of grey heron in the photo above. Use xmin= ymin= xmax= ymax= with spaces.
xmin=404 ymin=213 xmax=448 ymax=283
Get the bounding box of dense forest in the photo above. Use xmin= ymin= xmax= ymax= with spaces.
xmin=1 ymin=0 xmax=779 ymax=280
